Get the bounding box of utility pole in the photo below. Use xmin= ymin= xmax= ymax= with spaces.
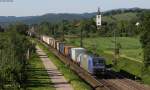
xmin=94 ymin=7 xmax=102 ymax=56
xmin=53 ymin=25 xmax=55 ymax=38
xmin=80 ymin=26 xmax=83 ymax=47
xmin=111 ymin=16 xmax=119 ymax=65
xmin=54 ymin=24 xmax=58 ymax=38
xmin=114 ymin=28 xmax=117 ymax=65
xmin=62 ymin=25 xmax=65 ymax=42
xmin=61 ymin=20 xmax=65 ymax=42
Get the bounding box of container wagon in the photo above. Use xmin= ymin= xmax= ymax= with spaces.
xmin=59 ymin=42 xmax=65 ymax=54
xmin=41 ymin=35 xmax=106 ymax=75
xmin=57 ymin=42 xmax=61 ymax=51
xmin=64 ymin=46 xmax=75 ymax=57
xmin=71 ymin=48 xmax=86 ymax=62
xmin=54 ymin=40 xmax=59 ymax=49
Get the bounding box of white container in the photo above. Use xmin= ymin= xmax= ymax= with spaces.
xmin=71 ymin=48 xmax=86 ymax=62
xmin=52 ymin=39 xmax=55 ymax=47
xmin=47 ymin=37 xmax=50 ymax=44
xmin=49 ymin=38 xmax=51 ymax=45
xmin=48 ymin=37 xmax=53 ymax=46
xmin=77 ymin=53 xmax=85 ymax=64
xmin=43 ymin=36 xmax=49 ymax=44
xmin=57 ymin=42 xmax=60 ymax=50
xmin=50 ymin=38 xmax=53 ymax=46
xmin=42 ymin=36 xmax=54 ymax=45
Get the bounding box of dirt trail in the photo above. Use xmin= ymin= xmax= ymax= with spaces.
xmin=36 ymin=46 xmax=74 ymax=90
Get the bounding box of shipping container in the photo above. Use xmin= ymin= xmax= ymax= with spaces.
xmin=52 ymin=39 xmax=56 ymax=48
xmin=54 ymin=40 xmax=59 ymax=49
xmin=52 ymin=39 xmax=55 ymax=47
xmin=71 ymin=48 xmax=86 ymax=62
xmin=43 ymin=36 xmax=50 ymax=44
xmin=57 ymin=42 xmax=60 ymax=50
xmin=68 ymin=47 xmax=73 ymax=59
xmin=49 ymin=38 xmax=53 ymax=46
xmin=50 ymin=38 xmax=53 ymax=45
xmin=53 ymin=40 xmax=58 ymax=48
xmin=77 ymin=53 xmax=84 ymax=64
xmin=80 ymin=54 xmax=92 ymax=73
xmin=64 ymin=46 xmax=75 ymax=57
xmin=59 ymin=42 xmax=65 ymax=54
xmin=80 ymin=54 xmax=105 ymax=74
xmin=49 ymin=38 xmax=51 ymax=46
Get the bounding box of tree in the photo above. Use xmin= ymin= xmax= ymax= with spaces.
xmin=0 ymin=26 xmax=4 ymax=32
xmin=140 ymin=11 xmax=150 ymax=67
xmin=0 ymin=25 xmax=35 ymax=89
xmin=15 ymin=22 xmax=29 ymax=35
xmin=39 ymin=22 xmax=51 ymax=35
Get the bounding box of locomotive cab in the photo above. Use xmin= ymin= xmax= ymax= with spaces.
xmin=93 ymin=57 xmax=105 ymax=74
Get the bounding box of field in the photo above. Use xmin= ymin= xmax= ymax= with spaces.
xmin=103 ymin=12 xmax=138 ymax=22
xmin=65 ymin=37 xmax=143 ymax=61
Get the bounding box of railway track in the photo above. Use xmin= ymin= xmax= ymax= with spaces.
xmin=98 ymin=78 xmax=150 ymax=90
xmin=96 ymin=66 xmax=150 ymax=90
xmin=39 ymin=40 xmax=150 ymax=90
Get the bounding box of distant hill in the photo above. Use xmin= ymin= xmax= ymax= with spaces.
xmin=0 ymin=13 xmax=96 ymax=26
xmin=0 ymin=8 xmax=149 ymax=26
xmin=22 ymin=13 xmax=97 ymax=24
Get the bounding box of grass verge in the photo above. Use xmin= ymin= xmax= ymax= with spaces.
xmin=26 ymin=53 xmax=55 ymax=90
xmin=36 ymin=40 xmax=92 ymax=90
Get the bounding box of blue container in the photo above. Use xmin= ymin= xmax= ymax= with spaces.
xmin=59 ymin=42 xmax=65 ymax=54
xmin=80 ymin=54 xmax=105 ymax=74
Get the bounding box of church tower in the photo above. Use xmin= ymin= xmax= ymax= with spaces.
xmin=96 ymin=8 xmax=101 ymax=29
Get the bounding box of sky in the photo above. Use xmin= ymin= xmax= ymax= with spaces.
xmin=0 ymin=0 xmax=150 ymax=16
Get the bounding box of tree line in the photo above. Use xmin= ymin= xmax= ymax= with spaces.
xmin=0 ymin=23 xmax=35 ymax=90
xmin=32 ymin=15 xmax=141 ymax=39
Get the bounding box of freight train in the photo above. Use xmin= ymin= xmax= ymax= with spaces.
xmin=41 ymin=35 xmax=106 ymax=75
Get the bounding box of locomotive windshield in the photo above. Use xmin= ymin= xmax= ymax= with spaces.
xmin=93 ymin=58 xmax=105 ymax=66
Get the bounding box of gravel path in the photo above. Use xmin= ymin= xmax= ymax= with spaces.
xmin=36 ymin=46 xmax=74 ymax=90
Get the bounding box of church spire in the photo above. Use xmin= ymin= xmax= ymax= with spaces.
xmin=96 ymin=7 xmax=102 ymax=29
xmin=97 ymin=7 xmax=101 ymax=15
